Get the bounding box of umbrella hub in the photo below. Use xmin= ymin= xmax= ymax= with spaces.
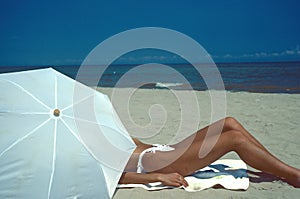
xmin=53 ymin=109 xmax=60 ymax=117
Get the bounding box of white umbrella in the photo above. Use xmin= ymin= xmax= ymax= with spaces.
xmin=0 ymin=68 xmax=136 ymax=199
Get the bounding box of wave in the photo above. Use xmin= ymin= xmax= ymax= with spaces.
xmin=155 ymin=82 xmax=184 ymax=88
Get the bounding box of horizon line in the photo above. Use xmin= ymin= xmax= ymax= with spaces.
xmin=0 ymin=60 xmax=300 ymax=68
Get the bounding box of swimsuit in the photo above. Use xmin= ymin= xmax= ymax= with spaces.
xmin=137 ymin=144 xmax=175 ymax=173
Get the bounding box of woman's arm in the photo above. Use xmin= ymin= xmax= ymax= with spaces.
xmin=119 ymin=172 xmax=188 ymax=187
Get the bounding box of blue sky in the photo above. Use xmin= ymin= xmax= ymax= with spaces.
xmin=0 ymin=0 xmax=300 ymax=66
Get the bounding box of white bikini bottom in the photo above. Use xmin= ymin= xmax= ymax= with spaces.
xmin=137 ymin=144 xmax=175 ymax=173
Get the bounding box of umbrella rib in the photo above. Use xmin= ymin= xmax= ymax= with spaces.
xmin=20 ymin=112 xmax=50 ymax=115
xmin=47 ymin=119 xmax=57 ymax=199
xmin=61 ymin=94 xmax=94 ymax=112
xmin=1 ymin=111 xmax=49 ymax=115
xmin=62 ymin=114 xmax=101 ymax=125
xmin=62 ymin=115 xmax=130 ymax=143
xmin=63 ymin=115 xmax=127 ymax=135
xmin=61 ymin=118 xmax=80 ymax=139
xmin=60 ymin=118 xmax=99 ymax=163
xmin=4 ymin=79 xmax=51 ymax=110
xmin=60 ymin=117 xmax=132 ymax=166
xmin=0 ymin=118 xmax=51 ymax=158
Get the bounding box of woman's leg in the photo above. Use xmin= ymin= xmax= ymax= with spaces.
xmin=184 ymin=117 xmax=268 ymax=152
xmin=168 ymin=128 xmax=300 ymax=187
xmin=221 ymin=117 xmax=269 ymax=152
xmin=146 ymin=118 xmax=300 ymax=187
xmin=220 ymin=117 xmax=285 ymax=162
xmin=209 ymin=117 xmax=299 ymax=176
xmin=175 ymin=117 xmax=277 ymax=161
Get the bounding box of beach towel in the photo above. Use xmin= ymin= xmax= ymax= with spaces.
xmin=117 ymin=159 xmax=249 ymax=192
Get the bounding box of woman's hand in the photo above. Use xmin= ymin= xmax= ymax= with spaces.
xmin=119 ymin=172 xmax=188 ymax=187
xmin=157 ymin=173 xmax=189 ymax=187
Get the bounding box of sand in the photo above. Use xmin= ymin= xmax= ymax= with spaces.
xmin=97 ymin=88 xmax=300 ymax=199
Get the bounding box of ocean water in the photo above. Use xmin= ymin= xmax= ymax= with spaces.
xmin=0 ymin=62 xmax=299 ymax=93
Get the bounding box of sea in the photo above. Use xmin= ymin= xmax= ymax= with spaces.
xmin=0 ymin=62 xmax=299 ymax=94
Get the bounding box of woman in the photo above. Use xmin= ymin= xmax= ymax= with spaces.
xmin=119 ymin=117 xmax=300 ymax=188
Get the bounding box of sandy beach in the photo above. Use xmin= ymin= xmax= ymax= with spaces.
xmin=97 ymin=88 xmax=300 ymax=199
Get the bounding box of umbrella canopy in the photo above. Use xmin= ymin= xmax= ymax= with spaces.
xmin=0 ymin=68 xmax=136 ymax=199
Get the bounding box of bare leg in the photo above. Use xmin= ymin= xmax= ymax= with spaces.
xmin=174 ymin=129 xmax=300 ymax=187
xmin=220 ymin=117 xmax=286 ymax=163
xmin=146 ymin=118 xmax=300 ymax=187
xmin=175 ymin=117 xmax=279 ymax=162
xmin=222 ymin=117 xmax=273 ymax=153
xmin=184 ymin=117 xmax=269 ymax=152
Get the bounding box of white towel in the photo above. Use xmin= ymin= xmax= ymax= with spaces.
xmin=117 ymin=159 xmax=249 ymax=192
